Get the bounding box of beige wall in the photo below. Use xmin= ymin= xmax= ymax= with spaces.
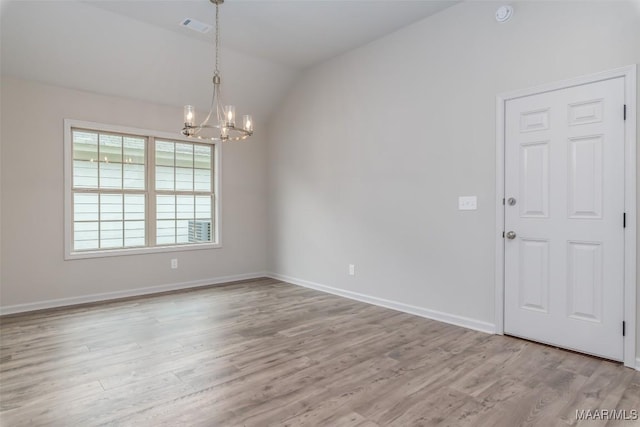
xmin=266 ymin=1 xmax=640 ymax=354
xmin=0 ymin=77 xmax=268 ymax=309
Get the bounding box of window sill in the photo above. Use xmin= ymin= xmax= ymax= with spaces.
xmin=65 ymin=242 xmax=222 ymax=260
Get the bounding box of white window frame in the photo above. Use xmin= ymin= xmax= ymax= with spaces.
xmin=64 ymin=119 xmax=222 ymax=260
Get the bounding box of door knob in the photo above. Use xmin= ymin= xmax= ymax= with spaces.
xmin=506 ymin=231 xmax=516 ymax=240
xmin=507 ymin=197 xmax=517 ymax=206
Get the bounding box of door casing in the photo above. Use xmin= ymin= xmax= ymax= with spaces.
xmin=495 ymin=65 xmax=637 ymax=368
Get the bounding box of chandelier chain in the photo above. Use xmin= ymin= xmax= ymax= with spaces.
xmin=214 ymin=1 xmax=220 ymax=75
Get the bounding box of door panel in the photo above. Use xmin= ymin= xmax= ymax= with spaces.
xmin=518 ymin=238 xmax=549 ymax=313
xmin=519 ymin=141 xmax=550 ymax=217
xmin=567 ymin=241 xmax=602 ymax=322
xmin=504 ymin=77 xmax=624 ymax=361
xmin=568 ymin=135 xmax=603 ymax=218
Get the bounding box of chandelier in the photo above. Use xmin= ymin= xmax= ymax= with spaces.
xmin=182 ymin=0 xmax=253 ymax=141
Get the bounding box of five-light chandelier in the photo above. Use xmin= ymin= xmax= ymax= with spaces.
xmin=182 ymin=0 xmax=253 ymax=141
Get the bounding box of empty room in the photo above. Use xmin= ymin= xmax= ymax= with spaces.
xmin=1 ymin=0 xmax=639 ymax=425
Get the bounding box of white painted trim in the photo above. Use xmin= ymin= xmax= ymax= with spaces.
xmin=0 ymin=272 xmax=267 ymax=316
xmin=495 ymin=65 xmax=637 ymax=368
xmin=64 ymin=242 xmax=223 ymax=260
xmin=214 ymin=137 xmax=222 ymax=248
xmin=622 ymin=66 xmax=637 ymax=370
xmin=64 ymin=120 xmax=73 ymax=259
xmin=636 ymin=358 xmax=640 ymax=372
xmin=268 ymin=273 xmax=496 ymax=335
xmin=495 ymin=95 xmax=506 ymax=336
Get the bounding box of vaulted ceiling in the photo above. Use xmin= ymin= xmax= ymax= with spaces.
xmin=1 ymin=0 xmax=459 ymax=122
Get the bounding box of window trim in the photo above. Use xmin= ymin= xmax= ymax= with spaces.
xmin=64 ymin=119 xmax=222 ymax=260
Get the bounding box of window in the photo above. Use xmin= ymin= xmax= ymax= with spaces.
xmin=154 ymin=140 xmax=214 ymax=245
xmin=65 ymin=120 xmax=219 ymax=259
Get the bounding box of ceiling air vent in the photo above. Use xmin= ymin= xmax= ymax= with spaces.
xmin=180 ymin=18 xmax=212 ymax=34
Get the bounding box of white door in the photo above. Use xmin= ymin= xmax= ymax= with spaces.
xmin=504 ymin=77 xmax=625 ymax=361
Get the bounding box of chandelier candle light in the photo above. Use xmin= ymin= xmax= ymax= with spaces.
xmin=182 ymin=0 xmax=253 ymax=141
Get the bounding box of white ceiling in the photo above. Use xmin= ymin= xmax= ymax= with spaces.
xmin=85 ymin=0 xmax=459 ymax=69
xmin=0 ymin=0 xmax=459 ymax=122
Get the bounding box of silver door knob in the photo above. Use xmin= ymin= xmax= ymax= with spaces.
xmin=506 ymin=231 xmax=516 ymax=240
xmin=507 ymin=197 xmax=517 ymax=206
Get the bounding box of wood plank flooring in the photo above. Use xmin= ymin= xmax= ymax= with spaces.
xmin=1 ymin=278 xmax=638 ymax=426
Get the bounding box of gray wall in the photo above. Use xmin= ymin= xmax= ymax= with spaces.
xmin=0 ymin=77 xmax=268 ymax=308
xmin=266 ymin=1 xmax=640 ymax=346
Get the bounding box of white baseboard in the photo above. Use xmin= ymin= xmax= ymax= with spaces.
xmin=267 ymin=273 xmax=496 ymax=335
xmin=636 ymin=358 xmax=640 ymax=371
xmin=0 ymin=272 xmax=268 ymax=316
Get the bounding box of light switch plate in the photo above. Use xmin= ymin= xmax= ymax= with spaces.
xmin=458 ymin=196 xmax=477 ymax=210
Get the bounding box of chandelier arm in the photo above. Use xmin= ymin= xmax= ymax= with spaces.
xmin=215 ymin=83 xmax=225 ymax=123
xmin=200 ymin=81 xmax=218 ymax=128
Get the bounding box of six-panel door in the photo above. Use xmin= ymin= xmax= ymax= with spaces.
xmin=504 ymin=77 xmax=625 ymax=361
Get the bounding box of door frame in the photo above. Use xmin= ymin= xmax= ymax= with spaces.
xmin=494 ymin=65 xmax=637 ymax=368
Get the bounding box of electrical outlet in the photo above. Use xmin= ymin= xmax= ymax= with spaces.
xmin=171 ymin=259 xmax=178 ymax=269
xmin=348 ymin=264 xmax=355 ymax=276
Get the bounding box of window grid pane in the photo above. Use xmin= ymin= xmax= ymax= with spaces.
xmin=73 ymin=131 xmax=98 ymax=188
xmin=73 ymin=130 xmax=148 ymax=191
xmin=154 ymin=193 xmax=213 ymax=243
xmin=73 ymin=191 xmax=146 ymax=251
xmin=155 ymin=141 xmax=213 ymax=195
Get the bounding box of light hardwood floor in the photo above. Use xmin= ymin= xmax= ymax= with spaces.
xmin=1 ymin=278 xmax=639 ymax=426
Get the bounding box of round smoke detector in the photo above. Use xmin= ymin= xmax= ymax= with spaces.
xmin=495 ymin=5 xmax=513 ymax=23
